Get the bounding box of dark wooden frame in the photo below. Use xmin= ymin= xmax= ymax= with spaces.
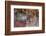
xmin=5 ymin=1 xmax=45 ymax=35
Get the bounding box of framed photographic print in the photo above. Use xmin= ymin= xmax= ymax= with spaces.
xmin=5 ymin=1 xmax=45 ymax=35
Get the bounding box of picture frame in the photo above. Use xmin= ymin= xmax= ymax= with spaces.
xmin=5 ymin=1 xmax=45 ymax=35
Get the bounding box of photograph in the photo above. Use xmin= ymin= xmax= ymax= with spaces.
xmin=5 ymin=1 xmax=45 ymax=35
xmin=14 ymin=9 xmax=39 ymax=27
